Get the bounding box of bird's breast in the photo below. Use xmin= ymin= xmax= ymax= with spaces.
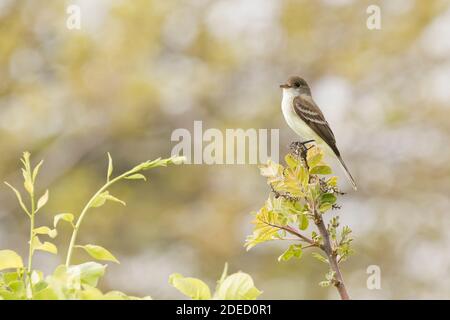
xmin=281 ymin=91 xmax=318 ymax=142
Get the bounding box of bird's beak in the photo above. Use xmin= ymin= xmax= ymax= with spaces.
xmin=280 ymin=83 xmax=290 ymax=89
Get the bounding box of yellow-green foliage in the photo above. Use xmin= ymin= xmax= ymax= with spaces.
xmin=246 ymin=147 xmax=353 ymax=287
xmin=0 ymin=152 xmax=261 ymax=300
xmin=0 ymin=152 xmax=182 ymax=300
xmin=169 ymin=263 xmax=261 ymax=300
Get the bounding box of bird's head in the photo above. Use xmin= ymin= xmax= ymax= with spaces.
xmin=280 ymin=76 xmax=311 ymax=95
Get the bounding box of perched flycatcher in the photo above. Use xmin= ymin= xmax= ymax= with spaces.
xmin=280 ymin=76 xmax=357 ymax=190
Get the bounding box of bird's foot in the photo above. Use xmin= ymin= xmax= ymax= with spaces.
xmin=289 ymin=140 xmax=314 ymax=170
xmin=289 ymin=140 xmax=315 ymax=155
xmin=289 ymin=140 xmax=315 ymax=169
xmin=289 ymin=140 xmax=315 ymax=150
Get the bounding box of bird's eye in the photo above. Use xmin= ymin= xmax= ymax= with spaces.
xmin=294 ymin=82 xmax=300 ymax=88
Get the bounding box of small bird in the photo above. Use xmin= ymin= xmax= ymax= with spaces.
xmin=280 ymin=76 xmax=357 ymax=190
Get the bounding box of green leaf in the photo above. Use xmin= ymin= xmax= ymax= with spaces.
xmin=0 ymin=250 xmax=24 ymax=271
xmin=284 ymin=154 xmax=298 ymax=169
xmin=90 ymin=191 xmax=126 ymax=208
xmin=91 ymin=192 xmax=108 ymax=208
xmin=100 ymin=290 xmax=152 ymax=300
xmin=32 ymin=160 xmax=44 ymax=183
xmin=245 ymin=208 xmax=282 ymax=250
xmin=308 ymin=152 xmax=323 ymax=168
xmin=214 ymin=272 xmax=262 ymax=300
xmin=32 ymin=280 xmax=48 ymax=293
xmin=310 ymin=165 xmax=332 ymax=175
xmin=278 ymin=244 xmax=303 ymax=262
xmin=66 ymin=262 xmax=107 ymax=287
xmin=32 ymin=237 xmax=58 ymax=254
xmin=8 ymin=280 xmax=25 ymax=296
xmin=4 ymin=182 xmax=30 ymax=216
xmin=33 ymin=286 xmax=59 ymax=300
xmin=101 ymin=290 xmax=126 ymax=300
xmin=39 ymin=263 xmax=107 ymax=299
xmin=299 ymin=213 xmax=309 ymax=230
xmin=23 ymin=180 xmax=34 ymax=195
xmin=2 ymin=272 xmax=20 ymax=285
xmin=132 ymin=159 xmax=160 ymax=172
xmin=33 ymin=226 xmax=57 ymax=238
xmin=80 ymin=285 xmax=104 ymax=300
xmin=320 ymin=193 xmax=337 ymax=205
xmin=312 ymin=252 xmax=329 ymax=264
xmin=36 ymin=190 xmax=49 ymax=212
xmin=169 ymin=273 xmax=211 ymax=300
xmin=0 ymin=289 xmax=23 ymax=300
xmin=107 ymin=152 xmax=113 ymax=182
xmin=53 ymin=213 xmax=74 ymax=228
xmin=77 ymin=244 xmax=119 ymax=263
xmin=132 ymin=156 xmax=185 ymax=172
xmin=0 ymin=279 xmax=26 ymax=299
xmin=102 ymin=290 xmax=152 ymax=300
xmin=300 ymin=166 xmax=309 ymax=190
xmin=319 ymin=203 xmax=332 ymax=213
xmin=103 ymin=193 xmax=126 ymax=206
xmin=327 ymin=176 xmax=338 ymax=187
xmin=34 ymin=244 xmax=55 ymax=260
xmin=21 ymin=152 xmax=34 ymax=195
xmin=125 ymin=174 xmax=146 ymax=181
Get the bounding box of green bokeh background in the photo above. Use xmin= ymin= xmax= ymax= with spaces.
xmin=1 ymin=0 xmax=449 ymax=299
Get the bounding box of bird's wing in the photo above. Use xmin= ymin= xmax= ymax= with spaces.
xmin=293 ymin=95 xmax=340 ymax=156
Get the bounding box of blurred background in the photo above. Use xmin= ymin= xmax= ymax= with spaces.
xmin=1 ymin=0 xmax=449 ymax=299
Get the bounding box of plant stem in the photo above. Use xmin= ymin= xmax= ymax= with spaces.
xmin=294 ymin=145 xmax=350 ymax=300
xmin=27 ymin=194 xmax=35 ymax=273
xmin=313 ymin=207 xmax=350 ymax=300
xmin=265 ymin=221 xmax=316 ymax=246
xmin=65 ymin=171 xmax=131 ymax=267
xmin=26 ymin=193 xmax=36 ymax=298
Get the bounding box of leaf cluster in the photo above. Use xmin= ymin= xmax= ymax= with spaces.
xmin=245 ymin=147 xmax=354 ymax=286
xmin=169 ymin=263 xmax=261 ymax=300
xmin=0 ymin=152 xmax=184 ymax=300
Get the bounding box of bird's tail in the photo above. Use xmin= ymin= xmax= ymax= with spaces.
xmin=336 ymin=155 xmax=357 ymax=191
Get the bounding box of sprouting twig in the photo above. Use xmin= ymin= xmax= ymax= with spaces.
xmin=250 ymin=141 xmax=353 ymax=300
xmin=261 ymin=219 xmax=317 ymax=247
xmin=293 ymin=147 xmax=350 ymax=300
xmin=270 ymin=184 xmax=300 ymax=202
xmin=313 ymin=205 xmax=349 ymax=299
